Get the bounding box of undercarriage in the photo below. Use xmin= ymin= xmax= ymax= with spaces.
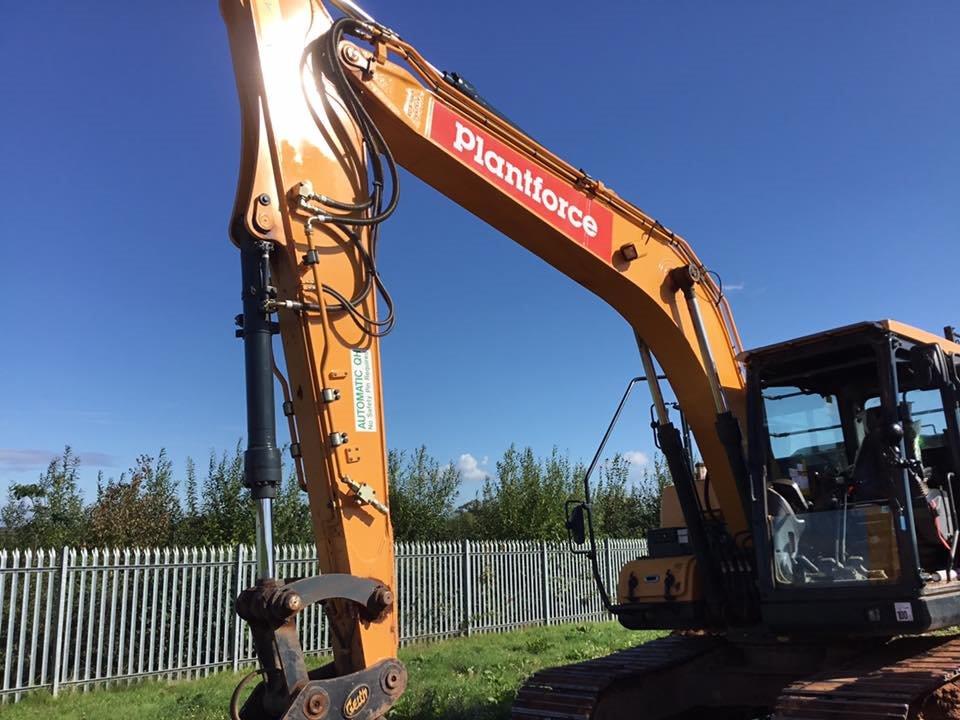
xmin=513 ymin=633 xmax=960 ymax=720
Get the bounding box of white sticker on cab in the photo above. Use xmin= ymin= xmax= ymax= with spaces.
xmin=894 ymin=602 xmax=914 ymax=622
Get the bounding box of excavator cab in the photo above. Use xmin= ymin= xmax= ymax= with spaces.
xmin=745 ymin=321 xmax=960 ymax=635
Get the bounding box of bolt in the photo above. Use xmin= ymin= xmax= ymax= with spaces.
xmin=384 ymin=670 xmax=400 ymax=690
xmin=305 ymin=690 xmax=329 ymax=719
xmin=284 ymin=592 xmax=303 ymax=613
xmin=257 ymin=193 xmax=271 ymax=206
xmin=342 ymin=45 xmax=362 ymax=64
xmin=368 ymin=586 xmax=394 ymax=617
xmin=380 ymin=663 xmax=406 ymax=696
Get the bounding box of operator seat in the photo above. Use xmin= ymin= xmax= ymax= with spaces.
xmin=852 ymin=408 xmax=892 ymax=501
xmin=768 ymin=487 xmax=806 ymax=584
xmin=853 ymin=408 xmax=951 ymax=569
xmin=771 ymin=480 xmax=809 ymax=514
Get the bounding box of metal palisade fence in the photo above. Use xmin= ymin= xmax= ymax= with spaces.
xmin=0 ymin=538 xmax=646 ymax=701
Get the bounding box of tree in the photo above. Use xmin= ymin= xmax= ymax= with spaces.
xmin=592 ymin=453 xmax=635 ymax=537
xmin=197 ymin=442 xmax=254 ymax=546
xmin=387 ymin=447 xmax=461 ymax=541
xmin=88 ymin=450 xmax=180 ymax=547
xmin=633 ymin=453 xmax=672 ymax=534
xmin=0 ymin=447 xmax=87 ymax=548
xmin=473 ymin=446 xmax=582 ymax=540
xmin=0 ymin=442 xmax=662 ymax=550
xmin=273 ymin=464 xmax=312 ymax=545
xmin=176 ymin=456 xmax=206 ymax=545
xmin=447 ymin=498 xmax=482 ymax=539
xmin=591 ymin=453 xmax=670 ymax=538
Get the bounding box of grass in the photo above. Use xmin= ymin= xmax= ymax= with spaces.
xmin=3 ymin=622 xmax=664 ymax=720
xmin=392 ymin=623 xmax=663 ymax=720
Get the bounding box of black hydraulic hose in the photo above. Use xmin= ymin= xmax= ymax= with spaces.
xmin=293 ymin=17 xmax=401 ymax=337
xmin=323 ymin=17 xmax=400 ymax=224
xmin=311 ymin=194 xmax=374 ymax=212
xmin=230 ymin=670 xmax=261 ymax=720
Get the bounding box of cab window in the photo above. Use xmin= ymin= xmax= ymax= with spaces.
xmin=763 ymin=388 xmax=845 ymax=492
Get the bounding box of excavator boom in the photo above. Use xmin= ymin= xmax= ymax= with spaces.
xmin=341 ymin=29 xmax=750 ymax=534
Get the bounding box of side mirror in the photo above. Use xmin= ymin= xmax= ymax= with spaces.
xmin=564 ymin=500 xmax=591 ymax=550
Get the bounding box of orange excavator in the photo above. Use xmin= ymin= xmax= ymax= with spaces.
xmin=220 ymin=2 xmax=960 ymax=718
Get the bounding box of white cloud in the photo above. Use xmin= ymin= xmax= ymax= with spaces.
xmin=623 ymin=450 xmax=649 ymax=466
xmin=622 ymin=450 xmax=649 ymax=484
xmin=0 ymin=449 xmax=55 ymax=470
xmin=456 ymin=453 xmax=489 ymax=483
xmin=724 ymin=282 xmax=745 ymax=292
xmin=0 ymin=448 xmax=115 ymax=472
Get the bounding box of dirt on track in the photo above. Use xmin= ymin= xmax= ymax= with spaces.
xmin=920 ymin=682 xmax=960 ymax=720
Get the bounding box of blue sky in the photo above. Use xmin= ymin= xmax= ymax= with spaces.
xmin=2 ymin=1 xmax=958 ymax=502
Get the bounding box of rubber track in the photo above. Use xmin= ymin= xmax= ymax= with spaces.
xmin=774 ymin=636 xmax=960 ymax=720
xmin=511 ymin=634 xmax=719 ymax=720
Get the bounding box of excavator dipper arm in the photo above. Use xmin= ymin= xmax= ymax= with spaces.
xmin=222 ymin=1 xmax=407 ymax=718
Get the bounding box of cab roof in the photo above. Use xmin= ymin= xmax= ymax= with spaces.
xmin=740 ymin=320 xmax=960 ymax=364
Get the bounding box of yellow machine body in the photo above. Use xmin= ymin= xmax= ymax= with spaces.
xmin=617 ymin=555 xmax=701 ymax=606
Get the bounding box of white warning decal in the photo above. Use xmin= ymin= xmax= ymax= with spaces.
xmin=894 ymin=602 xmax=914 ymax=622
xmin=351 ymin=349 xmax=377 ymax=433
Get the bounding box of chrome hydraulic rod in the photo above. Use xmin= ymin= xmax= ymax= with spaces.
xmin=637 ymin=334 xmax=670 ymax=426
xmin=671 ymin=267 xmax=729 ymax=414
xmin=328 ymin=0 xmax=377 ymax=23
xmin=254 ymin=498 xmax=276 ymax=580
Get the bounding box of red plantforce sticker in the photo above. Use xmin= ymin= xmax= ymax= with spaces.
xmin=428 ymin=102 xmax=613 ymax=262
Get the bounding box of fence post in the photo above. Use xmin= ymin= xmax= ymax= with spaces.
xmin=540 ymin=541 xmax=551 ymax=626
xmin=50 ymin=547 xmax=69 ymax=697
xmin=461 ymin=540 xmax=471 ymax=636
xmin=232 ymin=545 xmax=244 ymax=672
xmin=604 ymin=538 xmax=613 ymax=594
